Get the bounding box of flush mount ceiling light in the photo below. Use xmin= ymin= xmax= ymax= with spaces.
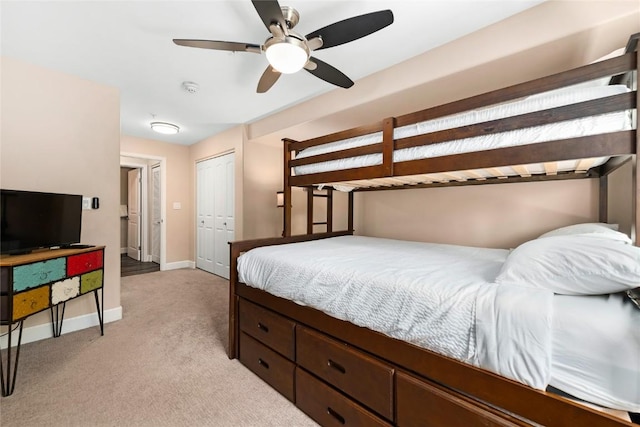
xmin=150 ymin=121 xmax=180 ymax=135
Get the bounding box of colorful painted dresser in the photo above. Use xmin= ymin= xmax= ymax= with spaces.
xmin=0 ymin=245 xmax=105 ymax=396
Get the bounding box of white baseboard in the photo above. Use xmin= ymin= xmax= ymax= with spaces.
xmin=1 ymin=306 xmax=123 ymax=349
xmin=120 ymin=247 xmax=127 ymax=254
xmin=163 ymin=260 xmax=195 ymax=270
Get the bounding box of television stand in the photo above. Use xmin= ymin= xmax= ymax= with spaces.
xmin=0 ymin=245 xmax=105 ymax=396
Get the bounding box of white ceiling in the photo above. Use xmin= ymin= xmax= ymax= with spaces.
xmin=1 ymin=1 xmax=544 ymax=145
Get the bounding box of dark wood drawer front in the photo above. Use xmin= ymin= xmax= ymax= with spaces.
xmin=296 ymin=326 xmax=394 ymax=420
xmin=239 ymin=299 xmax=295 ymax=360
xmin=296 ymin=368 xmax=391 ymax=427
xmin=396 ymin=371 xmax=521 ymax=427
xmin=239 ymin=332 xmax=295 ymax=401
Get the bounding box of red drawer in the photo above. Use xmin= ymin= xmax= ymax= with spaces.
xmin=67 ymin=250 xmax=103 ymax=276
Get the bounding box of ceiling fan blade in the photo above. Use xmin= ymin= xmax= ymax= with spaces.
xmin=305 ymin=57 xmax=353 ymax=89
xmin=306 ymin=10 xmax=393 ymax=51
xmin=257 ymin=65 xmax=282 ymax=93
xmin=173 ymin=39 xmax=261 ymax=54
xmin=251 ymin=0 xmax=286 ymax=33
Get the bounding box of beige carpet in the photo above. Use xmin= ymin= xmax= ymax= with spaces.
xmin=0 ymin=269 xmax=317 ymax=427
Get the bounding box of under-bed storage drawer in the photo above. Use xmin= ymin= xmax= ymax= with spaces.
xmin=239 ymin=299 xmax=296 ymax=359
xmin=296 ymin=368 xmax=392 ymax=427
xmin=296 ymin=326 xmax=394 ymax=421
xmin=396 ymin=371 xmax=522 ymax=427
xmin=239 ymin=332 xmax=295 ymax=401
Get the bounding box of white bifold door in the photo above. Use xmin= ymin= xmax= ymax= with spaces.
xmin=196 ymin=152 xmax=235 ymax=279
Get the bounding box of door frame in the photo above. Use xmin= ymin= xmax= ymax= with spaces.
xmin=120 ymin=153 xmax=167 ymax=271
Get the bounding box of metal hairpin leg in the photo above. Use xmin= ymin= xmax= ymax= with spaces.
xmin=50 ymin=302 xmax=67 ymax=338
xmin=0 ymin=320 xmax=24 ymax=396
xmin=94 ymin=289 xmax=104 ymax=336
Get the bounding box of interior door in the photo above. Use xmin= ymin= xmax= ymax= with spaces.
xmin=196 ymin=152 xmax=235 ymax=278
xmin=151 ymin=165 xmax=161 ymax=264
xmin=196 ymin=160 xmax=215 ymax=273
xmin=214 ymin=153 xmax=235 ymax=278
xmin=127 ymin=168 xmax=141 ymax=261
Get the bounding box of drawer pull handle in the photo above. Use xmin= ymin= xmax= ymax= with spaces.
xmin=257 ymin=322 xmax=269 ymax=333
xmin=257 ymin=358 xmax=269 ymax=369
xmin=327 ymin=407 xmax=345 ymax=424
xmin=327 ymin=359 xmax=346 ymax=374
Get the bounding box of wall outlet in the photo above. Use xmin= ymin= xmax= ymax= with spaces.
xmin=82 ymin=197 xmax=92 ymax=210
xmin=173 ymin=202 xmax=181 ymax=210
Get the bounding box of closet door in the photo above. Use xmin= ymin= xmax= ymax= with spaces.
xmin=196 ymin=160 xmax=215 ymax=273
xmin=196 ymin=152 xmax=235 ymax=278
xmin=214 ymin=153 xmax=235 ymax=278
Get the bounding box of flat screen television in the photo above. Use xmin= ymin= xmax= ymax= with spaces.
xmin=0 ymin=189 xmax=83 ymax=255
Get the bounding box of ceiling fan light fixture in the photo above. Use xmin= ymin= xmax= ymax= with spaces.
xmin=150 ymin=121 xmax=180 ymax=135
xmin=265 ymin=36 xmax=309 ymax=74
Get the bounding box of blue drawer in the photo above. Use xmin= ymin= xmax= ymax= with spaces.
xmin=13 ymin=257 xmax=66 ymax=292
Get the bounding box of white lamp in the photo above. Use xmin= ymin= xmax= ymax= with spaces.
xmin=151 ymin=122 xmax=180 ymax=135
xmin=265 ymin=36 xmax=309 ymax=74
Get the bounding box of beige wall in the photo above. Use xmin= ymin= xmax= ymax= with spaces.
xmin=120 ymin=136 xmax=190 ymax=264
xmin=1 ymin=56 xmax=121 ymax=327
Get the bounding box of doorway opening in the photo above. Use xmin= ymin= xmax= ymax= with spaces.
xmin=120 ymin=154 xmax=166 ymax=275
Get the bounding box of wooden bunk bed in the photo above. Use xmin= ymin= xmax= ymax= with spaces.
xmin=229 ymin=33 xmax=639 ymax=427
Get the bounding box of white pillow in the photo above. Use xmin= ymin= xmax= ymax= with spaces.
xmin=495 ymin=235 xmax=640 ymax=295
xmin=537 ymin=223 xmax=630 ymax=244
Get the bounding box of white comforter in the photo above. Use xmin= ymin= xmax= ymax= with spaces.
xmin=238 ymin=236 xmax=553 ymax=389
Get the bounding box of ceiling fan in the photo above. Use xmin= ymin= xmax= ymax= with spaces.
xmin=173 ymin=0 xmax=394 ymax=93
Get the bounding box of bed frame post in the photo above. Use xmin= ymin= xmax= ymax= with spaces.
xmin=228 ymin=242 xmax=241 ymax=359
xmin=382 ymin=117 xmax=396 ymax=176
xmin=599 ymin=176 xmax=608 ymax=223
xmin=283 ymin=138 xmax=294 ymax=237
xmin=306 ymin=187 xmax=314 ymax=234
xmin=348 ymin=191 xmax=354 ymax=233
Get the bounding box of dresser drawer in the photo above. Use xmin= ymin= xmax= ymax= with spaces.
xmin=239 ymin=299 xmax=295 ymax=360
xmin=13 ymin=258 xmax=66 ymax=292
xmin=80 ymin=270 xmax=103 ymax=294
xmin=51 ymin=277 xmax=80 ymax=304
xmin=239 ymin=332 xmax=295 ymax=401
xmin=296 ymin=326 xmax=394 ymax=420
xmin=396 ymin=371 xmax=523 ymax=427
xmin=67 ymin=250 xmax=103 ymax=276
xmin=13 ymin=285 xmax=50 ymax=320
xmin=296 ymin=368 xmax=392 ymax=427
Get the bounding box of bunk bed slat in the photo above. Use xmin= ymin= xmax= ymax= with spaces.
xmin=394 ymin=130 xmax=636 ymax=177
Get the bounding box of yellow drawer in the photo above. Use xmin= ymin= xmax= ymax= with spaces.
xmin=13 ymin=286 xmax=50 ymax=320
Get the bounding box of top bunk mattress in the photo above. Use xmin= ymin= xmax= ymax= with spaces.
xmin=292 ymin=84 xmax=635 ymax=185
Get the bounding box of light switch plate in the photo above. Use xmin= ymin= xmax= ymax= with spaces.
xmin=82 ymin=197 xmax=92 ymax=210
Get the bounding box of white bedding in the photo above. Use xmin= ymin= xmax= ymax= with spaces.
xmin=293 ymin=85 xmax=634 ymax=177
xmin=550 ymin=293 xmax=640 ymax=412
xmin=238 ymin=236 xmax=553 ymax=390
xmin=238 ymin=235 xmax=640 ymax=412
